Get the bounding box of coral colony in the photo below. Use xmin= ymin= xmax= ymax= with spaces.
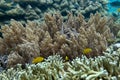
xmin=0 ymin=13 xmax=113 ymax=67
xmin=0 ymin=0 xmax=120 ymax=80
xmin=0 ymin=0 xmax=108 ymax=25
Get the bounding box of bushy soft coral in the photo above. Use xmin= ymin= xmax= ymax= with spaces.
xmin=0 ymin=12 xmax=114 ymax=68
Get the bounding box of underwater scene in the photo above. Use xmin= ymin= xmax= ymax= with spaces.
xmin=0 ymin=0 xmax=120 ymax=80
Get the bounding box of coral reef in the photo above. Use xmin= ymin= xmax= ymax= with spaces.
xmin=0 ymin=0 xmax=108 ymax=25
xmin=109 ymin=15 xmax=120 ymax=42
xmin=0 ymin=46 xmax=120 ymax=80
xmin=0 ymin=0 xmax=25 ymax=25
xmin=106 ymin=15 xmax=120 ymax=38
xmin=0 ymin=13 xmax=114 ymax=68
xmin=111 ymin=23 xmax=120 ymax=38
xmin=0 ymin=1 xmax=119 ymax=79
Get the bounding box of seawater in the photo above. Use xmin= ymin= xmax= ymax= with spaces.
xmin=108 ymin=0 xmax=120 ymax=13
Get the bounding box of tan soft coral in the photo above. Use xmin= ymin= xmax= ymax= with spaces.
xmin=0 ymin=12 xmax=114 ymax=67
xmin=0 ymin=20 xmax=41 ymax=68
xmin=0 ymin=20 xmax=26 ymax=54
xmin=43 ymin=12 xmax=113 ymax=58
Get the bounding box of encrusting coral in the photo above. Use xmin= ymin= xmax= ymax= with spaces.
xmin=0 ymin=12 xmax=114 ymax=68
xmin=0 ymin=46 xmax=120 ymax=80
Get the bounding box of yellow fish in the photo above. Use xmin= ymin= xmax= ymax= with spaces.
xmin=117 ymin=8 xmax=120 ymax=12
xmin=82 ymin=48 xmax=92 ymax=55
xmin=65 ymin=56 xmax=69 ymax=61
xmin=32 ymin=57 xmax=44 ymax=64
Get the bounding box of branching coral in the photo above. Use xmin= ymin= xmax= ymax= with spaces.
xmin=0 ymin=47 xmax=120 ymax=80
xmin=0 ymin=12 xmax=114 ymax=68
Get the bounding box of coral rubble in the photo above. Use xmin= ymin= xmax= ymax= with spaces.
xmin=0 ymin=12 xmax=114 ymax=68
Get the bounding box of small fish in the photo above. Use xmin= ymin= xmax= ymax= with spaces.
xmin=32 ymin=57 xmax=44 ymax=64
xmin=65 ymin=56 xmax=69 ymax=61
xmin=117 ymin=8 xmax=120 ymax=12
xmin=82 ymin=48 xmax=92 ymax=55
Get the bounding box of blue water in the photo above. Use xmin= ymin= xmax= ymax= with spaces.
xmin=108 ymin=0 xmax=120 ymax=13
